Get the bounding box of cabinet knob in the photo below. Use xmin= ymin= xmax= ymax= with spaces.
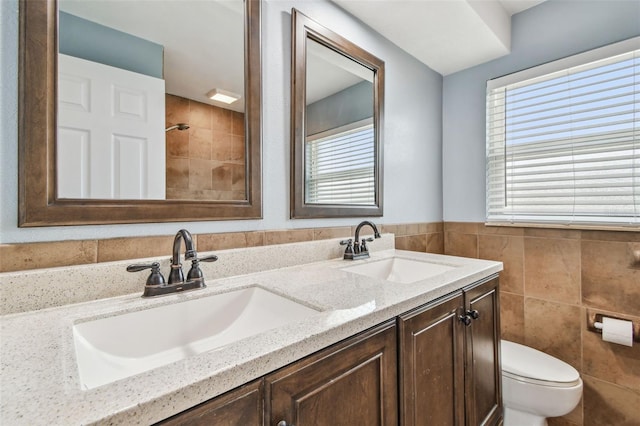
xmin=277 ymin=421 xmax=293 ymax=426
xmin=459 ymin=314 xmax=472 ymax=326
xmin=467 ymin=309 xmax=480 ymax=320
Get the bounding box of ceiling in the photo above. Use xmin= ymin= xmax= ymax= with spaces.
xmin=331 ymin=0 xmax=547 ymax=75
xmin=306 ymin=38 xmax=374 ymax=105
xmin=59 ymin=0 xmax=246 ymax=112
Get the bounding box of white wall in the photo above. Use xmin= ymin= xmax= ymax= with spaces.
xmin=0 ymin=0 xmax=442 ymax=243
xmin=442 ymin=0 xmax=640 ymax=222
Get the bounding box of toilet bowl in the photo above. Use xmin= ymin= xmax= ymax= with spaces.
xmin=501 ymin=340 xmax=583 ymax=426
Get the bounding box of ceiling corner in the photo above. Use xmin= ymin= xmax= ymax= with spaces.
xmin=467 ymin=0 xmax=511 ymax=52
xmin=331 ymin=0 xmax=547 ymax=76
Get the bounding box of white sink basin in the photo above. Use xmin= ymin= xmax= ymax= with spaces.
xmin=342 ymin=256 xmax=456 ymax=284
xmin=73 ymin=286 xmax=318 ymax=390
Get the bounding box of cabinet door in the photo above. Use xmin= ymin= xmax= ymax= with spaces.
xmin=266 ymin=321 xmax=398 ymax=426
xmin=398 ymin=292 xmax=466 ymax=426
xmin=464 ymin=277 xmax=502 ymax=426
xmin=156 ymin=379 xmax=263 ymax=426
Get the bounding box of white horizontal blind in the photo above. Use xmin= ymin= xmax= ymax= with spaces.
xmin=486 ymin=40 xmax=640 ymax=227
xmin=305 ymin=123 xmax=375 ymax=205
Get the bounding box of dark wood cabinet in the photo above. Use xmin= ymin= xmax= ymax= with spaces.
xmin=156 ymin=276 xmax=500 ymax=426
xmin=156 ymin=379 xmax=263 ymax=426
xmin=398 ymin=292 xmax=466 ymax=426
xmin=464 ymin=277 xmax=502 ymax=426
xmin=265 ymin=320 xmax=398 ymax=426
xmin=399 ymin=276 xmax=502 ymax=426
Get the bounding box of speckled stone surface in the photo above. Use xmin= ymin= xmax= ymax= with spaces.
xmin=0 ymin=237 xmax=502 ymax=425
xmin=0 ymin=235 xmax=394 ymax=315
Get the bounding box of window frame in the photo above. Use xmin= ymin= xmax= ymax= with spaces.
xmin=485 ymin=36 xmax=640 ymax=231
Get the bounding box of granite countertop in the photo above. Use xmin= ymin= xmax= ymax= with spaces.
xmin=0 ymin=248 xmax=502 ymax=425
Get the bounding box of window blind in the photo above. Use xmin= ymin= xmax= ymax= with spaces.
xmin=486 ymin=38 xmax=639 ymax=227
xmin=305 ymin=123 xmax=375 ymax=205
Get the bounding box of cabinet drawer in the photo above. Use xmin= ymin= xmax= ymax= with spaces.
xmin=156 ymin=379 xmax=264 ymax=426
xmin=266 ymin=321 xmax=398 ymax=426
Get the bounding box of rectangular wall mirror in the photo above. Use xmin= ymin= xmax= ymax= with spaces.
xmin=18 ymin=0 xmax=261 ymax=226
xmin=290 ymin=9 xmax=384 ymax=219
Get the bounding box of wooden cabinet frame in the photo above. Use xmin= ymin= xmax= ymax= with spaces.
xmin=399 ymin=275 xmax=502 ymax=426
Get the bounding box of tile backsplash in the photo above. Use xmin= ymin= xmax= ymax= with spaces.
xmin=0 ymin=234 xmax=396 ymax=315
xmin=0 ymin=223 xmax=441 ymax=314
xmin=445 ymin=222 xmax=640 ymax=426
xmin=0 ymin=222 xmax=443 ymax=273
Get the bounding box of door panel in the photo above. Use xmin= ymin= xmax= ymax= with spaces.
xmin=156 ymin=379 xmax=263 ymax=426
xmin=57 ymin=54 xmax=165 ymax=199
xmin=399 ymin=293 xmax=466 ymax=426
xmin=57 ymin=127 xmax=90 ymax=197
xmin=465 ymin=277 xmax=502 ymax=426
xmin=266 ymin=321 xmax=397 ymax=426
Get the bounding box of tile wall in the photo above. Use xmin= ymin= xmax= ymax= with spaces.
xmin=165 ymin=94 xmax=246 ymax=201
xmin=444 ymin=222 xmax=640 ymax=426
xmin=0 ymin=222 xmax=443 ymax=273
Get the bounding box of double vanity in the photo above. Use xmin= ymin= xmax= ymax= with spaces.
xmin=12 ymin=0 xmax=498 ymax=422
xmin=0 ymin=235 xmax=502 ymax=425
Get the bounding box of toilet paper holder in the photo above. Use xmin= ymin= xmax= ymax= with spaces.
xmin=586 ymin=311 xmax=640 ymax=343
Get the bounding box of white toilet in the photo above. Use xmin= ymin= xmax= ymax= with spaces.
xmin=501 ymin=340 xmax=583 ymax=426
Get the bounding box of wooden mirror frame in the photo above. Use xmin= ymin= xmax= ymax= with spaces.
xmin=290 ymin=8 xmax=384 ymax=219
xmin=18 ymin=0 xmax=262 ymax=227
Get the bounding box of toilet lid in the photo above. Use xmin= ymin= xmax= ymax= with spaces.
xmin=501 ymin=340 xmax=580 ymax=385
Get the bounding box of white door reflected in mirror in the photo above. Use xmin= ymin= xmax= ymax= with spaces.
xmin=57 ymin=54 xmax=166 ymax=199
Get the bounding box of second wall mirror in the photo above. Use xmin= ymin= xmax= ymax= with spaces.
xmin=290 ymin=9 xmax=384 ymax=218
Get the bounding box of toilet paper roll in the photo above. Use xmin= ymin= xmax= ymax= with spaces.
xmin=601 ymin=317 xmax=633 ymax=347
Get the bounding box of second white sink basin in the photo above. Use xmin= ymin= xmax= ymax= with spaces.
xmin=342 ymin=256 xmax=456 ymax=284
xmin=73 ymin=286 xmax=318 ymax=390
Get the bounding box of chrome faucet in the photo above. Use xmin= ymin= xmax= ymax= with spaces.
xmin=340 ymin=220 xmax=381 ymax=260
xmin=127 ymin=229 xmax=217 ymax=298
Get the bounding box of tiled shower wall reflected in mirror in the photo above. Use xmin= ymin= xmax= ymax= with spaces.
xmin=165 ymin=94 xmax=246 ymax=201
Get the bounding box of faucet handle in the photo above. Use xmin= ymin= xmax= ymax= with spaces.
xmin=186 ymin=259 xmax=203 ymax=282
xmin=340 ymin=239 xmax=355 ymax=259
xmin=186 ymin=254 xmax=218 ymax=283
xmin=198 ymin=254 xmax=218 ymax=263
xmin=360 ymin=237 xmax=375 ymax=253
xmin=126 ymin=262 xmax=166 ymax=286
